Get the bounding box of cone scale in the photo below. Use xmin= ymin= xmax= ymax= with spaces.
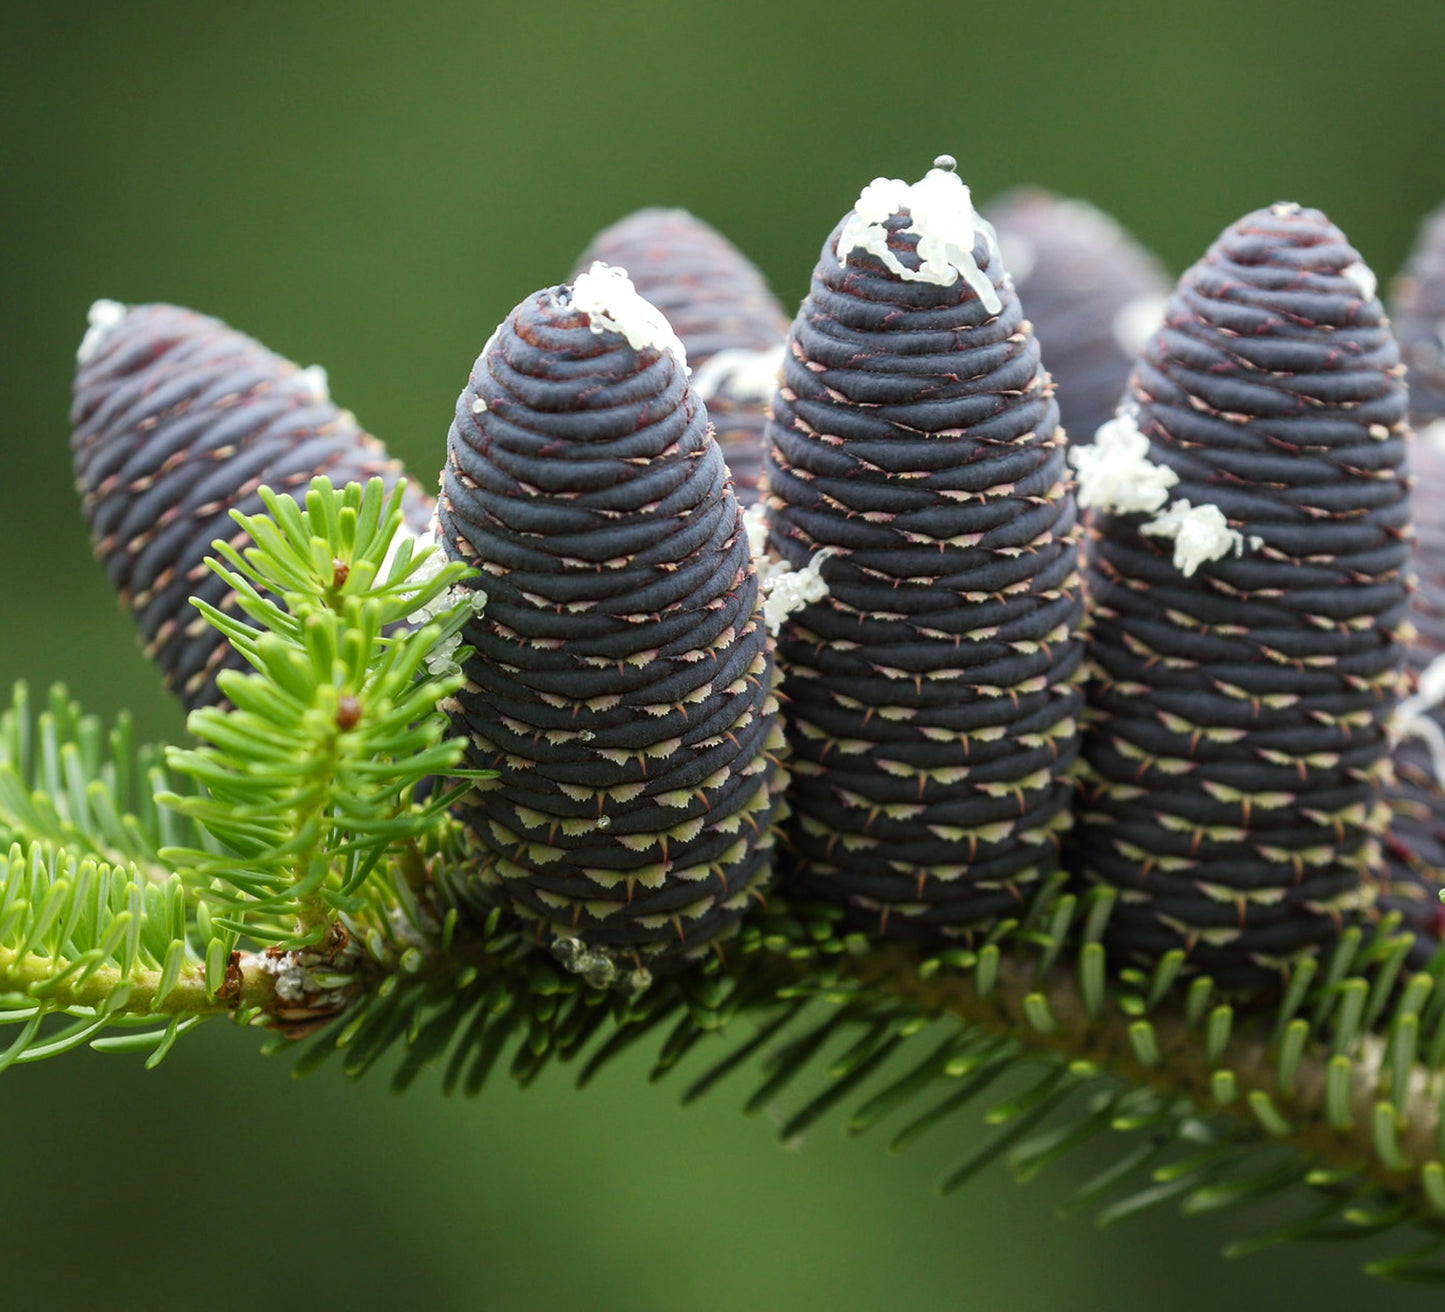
xmin=70 ymin=302 xmax=432 ymax=710
xmin=438 ymin=269 xmax=786 ymax=966
xmin=1076 ymin=203 xmax=1411 ymax=984
xmin=764 ymin=162 xmax=1086 ymax=940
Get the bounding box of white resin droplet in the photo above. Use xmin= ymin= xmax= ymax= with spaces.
xmin=1070 ymin=412 xmax=1178 ymax=515
xmin=689 ymin=345 xmax=785 ymax=403
xmin=1341 ymin=261 xmax=1378 ymax=302
xmin=760 ymin=547 xmax=836 ymax=633
xmin=837 ymin=166 xmax=1002 ymax=314
xmin=1112 ymin=294 xmax=1169 ymax=357
xmin=995 ymin=232 xmax=1035 ymax=286
xmin=932 ymin=154 xmax=957 ymax=173
xmin=1140 ymin=499 xmax=1249 ymax=577
xmin=394 ymin=527 xmax=488 ymax=677
xmin=571 ymin=262 xmax=689 ymax=370
xmin=742 ymin=503 xmax=836 ymax=634
xmin=77 ymin=298 xmax=127 ymax=364
xmin=1393 ymin=650 xmax=1445 ymax=787
xmin=296 ymin=364 xmax=329 ymax=402
xmin=743 ymin=503 xmax=770 ymax=560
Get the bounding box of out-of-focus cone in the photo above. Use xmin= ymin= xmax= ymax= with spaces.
xmin=574 ymin=209 xmax=788 ymax=506
xmin=71 ymin=301 xmax=433 ymax=710
xmin=983 ymin=187 xmax=1169 ymax=447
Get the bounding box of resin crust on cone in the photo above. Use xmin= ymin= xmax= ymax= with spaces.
xmin=574 ymin=209 xmax=789 ymax=507
xmin=763 ymin=164 xmax=1087 ymax=942
xmin=70 ymin=302 xmax=433 ymax=710
xmin=1076 ymin=203 xmax=1411 ymax=986
xmin=982 ymin=188 xmax=1170 ymax=448
xmin=438 ymin=273 xmax=786 ymax=968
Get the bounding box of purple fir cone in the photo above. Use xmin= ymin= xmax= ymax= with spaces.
xmin=70 ymin=301 xmax=433 ymax=710
xmin=764 ymin=160 xmax=1086 ymax=941
xmin=574 ymin=209 xmax=789 ymax=506
xmin=1075 ymin=203 xmax=1411 ymax=986
xmin=1389 ymin=200 xmax=1445 ymax=428
xmin=982 ymin=188 xmax=1170 ymax=448
xmin=438 ymin=265 xmax=787 ymax=968
xmin=1377 ymin=429 xmax=1445 ymax=967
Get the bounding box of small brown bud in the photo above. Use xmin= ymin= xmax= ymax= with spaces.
xmin=335 ymin=695 xmax=363 ymax=730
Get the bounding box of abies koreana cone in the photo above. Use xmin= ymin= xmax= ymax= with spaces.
xmin=1377 ymin=429 xmax=1445 ymax=967
xmin=1075 ymin=203 xmax=1411 ymax=986
xmin=437 ymin=265 xmax=787 ymax=968
xmin=70 ymin=301 xmax=433 ymax=711
xmin=1387 ymin=221 xmax=1445 ymax=959
xmin=982 ymin=187 xmax=1170 ymax=449
xmin=1390 ymin=200 xmax=1445 ymax=430
xmin=763 ymin=159 xmax=1087 ymax=940
xmin=573 ymin=209 xmax=789 ymax=507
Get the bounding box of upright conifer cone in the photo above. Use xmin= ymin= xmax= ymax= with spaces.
xmin=1076 ymin=203 xmax=1411 ymax=984
xmin=70 ymin=302 xmax=433 ymax=710
xmin=1390 ymin=200 xmax=1445 ymax=428
xmin=764 ymin=160 xmax=1086 ymax=940
xmin=1379 ymin=201 xmax=1445 ymax=962
xmin=1377 ymin=429 xmax=1445 ymax=965
xmin=982 ymin=188 xmax=1170 ymax=447
xmin=439 ymin=265 xmax=786 ymax=966
xmin=573 ymin=209 xmax=789 ymax=506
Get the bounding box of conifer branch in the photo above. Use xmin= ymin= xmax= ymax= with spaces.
xmin=0 ymin=937 xmax=337 ymax=1024
xmin=10 ymin=477 xmax=1445 ymax=1279
xmin=337 ymin=872 xmax=1445 ymax=1233
xmin=840 ymin=934 xmax=1443 ymax=1212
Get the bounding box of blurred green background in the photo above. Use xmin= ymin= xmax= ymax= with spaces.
xmin=4 ymin=3 xmax=1445 ymax=1309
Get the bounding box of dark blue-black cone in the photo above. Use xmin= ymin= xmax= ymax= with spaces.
xmin=1076 ymin=203 xmax=1412 ymax=987
xmin=573 ymin=209 xmax=789 ymax=507
xmin=982 ymin=188 xmax=1170 ymax=448
xmin=763 ymin=167 xmax=1087 ymax=941
xmin=438 ymin=277 xmax=787 ymax=966
xmin=70 ymin=301 xmax=434 ymax=711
